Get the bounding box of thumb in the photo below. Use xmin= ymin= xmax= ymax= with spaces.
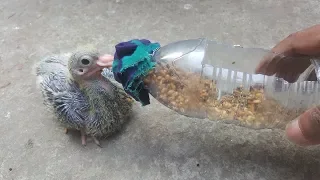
xmin=286 ymin=107 xmax=320 ymax=146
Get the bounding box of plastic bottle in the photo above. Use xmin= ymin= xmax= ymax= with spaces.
xmin=112 ymin=38 xmax=320 ymax=130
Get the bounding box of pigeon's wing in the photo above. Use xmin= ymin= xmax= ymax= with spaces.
xmin=36 ymin=55 xmax=89 ymax=129
xmin=39 ymin=73 xmax=90 ymax=129
xmin=35 ymin=53 xmax=71 ymax=77
xmin=36 ymin=54 xmax=71 ymax=106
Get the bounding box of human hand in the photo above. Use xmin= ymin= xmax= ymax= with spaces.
xmin=255 ymin=24 xmax=320 ymax=146
xmin=256 ymin=25 xmax=320 ymax=83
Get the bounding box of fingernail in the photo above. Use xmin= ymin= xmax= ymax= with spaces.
xmin=285 ymin=118 xmax=312 ymax=146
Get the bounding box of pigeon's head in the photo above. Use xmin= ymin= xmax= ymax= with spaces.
xmin=68 ymin=51 xmax=113 ymax=81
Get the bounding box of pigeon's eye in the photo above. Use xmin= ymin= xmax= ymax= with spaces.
xmin=81 ymin=58 xmax=90 ymax=65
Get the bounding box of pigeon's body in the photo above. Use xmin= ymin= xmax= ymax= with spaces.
xmin=36 ymin=52 xmax=133 ymax=146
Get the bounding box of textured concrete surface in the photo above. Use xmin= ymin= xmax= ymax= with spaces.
xmin=1 ymin=0 xmax=320 ymax=179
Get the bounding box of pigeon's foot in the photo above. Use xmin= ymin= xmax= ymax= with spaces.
xmin=80 ymin=129 xmax=87 ymax=146
xmin=92 ymin=136 xmax=102 ymax=148
xmin=65 ymin=128 xmax=69 ymax=134
xmin=79 ymin=129 xmax=102 ymax=147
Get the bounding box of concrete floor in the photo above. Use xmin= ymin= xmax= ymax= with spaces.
xmin=1 ymin=0 xmax=320 ymax=179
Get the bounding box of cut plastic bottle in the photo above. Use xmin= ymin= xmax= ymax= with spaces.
xmin=142 ymin=38 xmax=320 ymax=129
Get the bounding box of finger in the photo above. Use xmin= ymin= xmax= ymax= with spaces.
xmin=283 ymin=71 xmax=300 ymax=83
xmin=290 ymin=25 xmax=320 ymax=55
xmin=255 ymin=32 xmax=296 ymax=75
xmin=275 ymin=72 xmax=285 ymax=80
xmin=285 ymin=107 xmax=320 ymax=146
xmin=255 ymin=52 xmax=277 ymax=75
xmin=255 ymin=53 xmax=285 ymax=76
xmin=271 ymin=35 xmax=295 ymax=56
xmin=274 ymin=25 xmax=320 ymax=56
xmin=255 ymin=60 xmax=269 ymax=74
xmin=274 ymin=72 xmax=298 ymax=83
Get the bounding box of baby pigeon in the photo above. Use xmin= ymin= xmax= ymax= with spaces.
xmin=35 ymin=51 xmax=133 ymax=146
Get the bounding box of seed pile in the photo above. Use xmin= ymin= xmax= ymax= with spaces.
xmin=143 ymin=63 xmax=305 ymax=129
xmin=144 ymin=63 xmax=217 ymax=118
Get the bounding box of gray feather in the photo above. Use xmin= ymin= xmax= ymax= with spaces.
xmin=36 ymin=53 xmax=133 ymax=139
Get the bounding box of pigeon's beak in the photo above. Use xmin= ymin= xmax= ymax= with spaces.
xmin=84 ymin=54 xmax=114 ymax=78
xmin=96 ymin=54 xmax=114 ymax=68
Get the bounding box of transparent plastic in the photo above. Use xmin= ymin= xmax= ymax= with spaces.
xmin=142 ymin=38 xmax=320 ymax=129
